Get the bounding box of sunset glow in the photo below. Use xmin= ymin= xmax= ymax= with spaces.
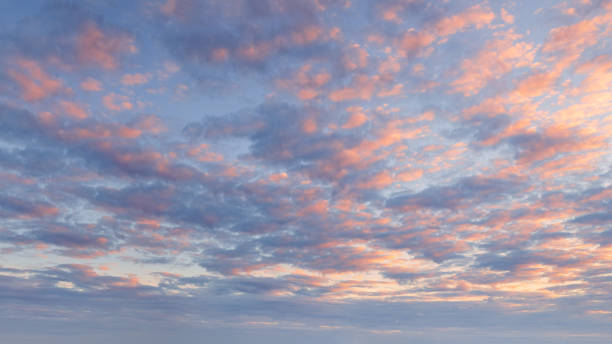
xmin=1 ymin=1 xmax=611 ymax=343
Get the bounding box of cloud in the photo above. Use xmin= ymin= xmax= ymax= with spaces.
xmin=0 ymin=195 xmax=58 ymax=219
xmin=103 ymin=93 xmax=133 ymax=111
xmin=505 ymin=125 xmax=606 ymax=165
xmin=76 ymin=21 xmax=135 ymax=70
xmin=395 ymin=30 xmax=435 ymax=58
xmin=386 ymin=175 xmax=525 ymax=210
xmin=572 ymin=212 xmax=612 ymax=225
xmin=1 ymin=1 xmax=612 ymax=342
xmin=80 ymin=77 xmax=102 ymax=91
xmin=0 ymin=3 xmax=135 ymax=71
xmin=6 ymin=58 xmax=66 ymax=102
xmin=121 ymin=73 xmax=150 ymax=86
xmin=159 ymin=0 xmax=343 ymax=74
xmin=59 ymin=100 xmax=89 ymax=119
xmin=451 ymin=31 xmax=535 ymax=96
xmin=432 ymin=4 xmax=495 ymax=37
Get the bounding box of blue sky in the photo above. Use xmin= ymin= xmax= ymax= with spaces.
xmin=0 ymin=0 xmax=611 ymax=343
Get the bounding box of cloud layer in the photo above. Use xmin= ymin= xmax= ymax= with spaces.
xmin=1 ymin=1 xmax=611 ymax=343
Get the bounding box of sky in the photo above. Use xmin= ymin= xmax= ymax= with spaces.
xmin=0 ymin=0 xmax=611 ymax=343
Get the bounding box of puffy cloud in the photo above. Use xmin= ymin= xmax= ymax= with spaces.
xmin=121 ymin=73 xmax=150 ymax=86
xmin=59 ymin=100 xmax=89 ymax=119
xmin=0 ymin=3 xmax=135 ymax=72
xmin=159 ymin=0 xmax=344 ymax=74
xmin=80 ymin=77 xmax=102 ymax=91
xmin=451 ymin=32 xmax=536 ymax=96
xmin=432 ymin=4 xmax=495 ymax=37
xmin=103 ymin=93 xmax=133 ymax=111
xmin=1 ymin=1 xmax=612 ymax=342
xmin=395 ymin=30 xmax=435 ymax=58
xmin=0 ymin=195 xmax=58 ymax=219
xmin=76 ymin=21 xmax=135 ymax=70
xmin=6 ymin=58 xmax=66 ymax=101
xmin=386 ymin=175 xmax=525 ymax=210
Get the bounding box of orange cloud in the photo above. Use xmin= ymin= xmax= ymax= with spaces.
xmin=500 ymin=8 xmax=515 ymax=24
xmin=395 ymin=169 xmax=423 ymax=182
xmin=573 ymin=55 xmax=612 ymax=94
xmin=342 ymin=110 xmax=368 ymax=129
xmin=433 ymin=4 xmax=495 ymax=37
xmin=451 ymin=32 xmax=535 ymax=96
xmin=514 ymin=71 xmax=558 ymax=98
xmin=517 ymin=125 xmax=607 ymax=165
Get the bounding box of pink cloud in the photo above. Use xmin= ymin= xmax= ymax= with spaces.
xmin=342 ymin=45 xmax=369 ymax=70
xmin=302 ymin=117 xmax=318 ymax=133
xmin=451 ymin=32 xmax=535 ymax=96
xmin=433 ymin=4 xmax=495 ymax=37
xmin=542 ymin=18 xmax=600 ymax=55
xmin=81 ymin=77 xmax=102 ymax=91
xmin=238 ymin=41 xmax=274 ymax=62
xmin=514 ymin=70 xmax=558 ymax=98
xmin=7 ymin=59 xmax=65 ymax=102
xmin=516 ymin=125 xmax=606 ymax=166
xmin=500 ymin=8 xmax=515 ymax=24
xmin=116 ymin=126 xmax=142 ymax=139
xmin=76 ymin=21 xmax=135 ymax=70
xmin=298 ymin=88 xmax=318 ymax=100
xmin=186 ymin=143 xmax=224 ymax=162
xmin=329 ymin=75 xmax=377 ymax=102
xmin=395 ymin=30 xmax=435 ymax=58
xmin=103 ymin=93 xmax=133 ymax=111
xmin=211 ymin=48 xmax=230 ymax=62
xmin=291 ymin=25 xmax=324 ymax=45
xmin=378 ymin=56 xmax=401 ymax=75
xmin=342 ymin=108 xmax=368 ymax=129
xmin=59 ymin=100 xmax=89 ymax=120
xmin=121 ymin=73 xmax=149 ymax=86
xmin=573 ymin=55 xmax=612 ymax=94
xmin=377 ymin=83 xmax=403 ymax=98
xmin=132 ymin=114 xmax=166 ymax=135
xmin=276 ymin=64 xmax=331 ymax=101
xmin=355 ymin=170 xmax=393 ymax=189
